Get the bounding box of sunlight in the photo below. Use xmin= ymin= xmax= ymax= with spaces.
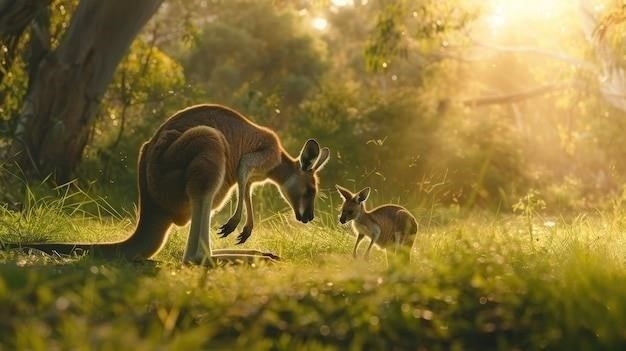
xmin=331 ymin=0 xmax=354 ymax=6
xmin=484 ymin=0 xmax=570 ymax=33
xmin=312 ymin=16 xmax=328 ymax=31
xmin=486 ymin=4 xmax=506 ymax=30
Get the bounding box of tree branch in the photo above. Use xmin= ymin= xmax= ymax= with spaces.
xmin=462 ymin=83 xmax=570 ymax=107
xmin=0 ymin=0 xmax=51 ymax=84
xmin=469 ymin=40 xmax=598 ymax=72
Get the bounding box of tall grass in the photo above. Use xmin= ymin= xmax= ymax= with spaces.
xmin=1 ymin=183 xmax=626 ymax=350
xmin=0 ymin=177 xmax=130 ymax=244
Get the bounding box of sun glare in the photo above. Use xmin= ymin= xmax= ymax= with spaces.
xmin=312 ymin=16 xmax=328 ymax=31
xmin=486 ymin=4 xmax=506 ymax=30
xmin=484 ymin=0 xmax=572 ymax=33
xmin=331 ymin=0 xmax=354 ymax=6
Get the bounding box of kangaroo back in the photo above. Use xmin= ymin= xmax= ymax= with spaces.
xmin=406 ymin=211 xmax=418 ymax=235
xmin=395 ymin=209 xmax=417 ymax=235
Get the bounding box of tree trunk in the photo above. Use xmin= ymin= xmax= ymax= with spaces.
xmin=12 ymin=0 xmax=162 ymax=182
xmin=0 ymin=0 xmax=48 ymax=37
xmin=0 ymin=0 xmax=50 ymax=97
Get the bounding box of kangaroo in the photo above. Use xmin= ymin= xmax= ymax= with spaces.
xmin=336 ymin=185 xmax=417 ymax=259
xmin=3 ymin=104 xmax=330 ymax=265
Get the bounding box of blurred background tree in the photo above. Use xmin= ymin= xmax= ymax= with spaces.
xmin=1 ymin=0 xmax=626 ymax=216
xmin=4 ymin=0 xmax=162 ymax=182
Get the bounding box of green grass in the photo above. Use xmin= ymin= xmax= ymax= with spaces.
xmin=1 ymin=194 xmax=626 ymax=350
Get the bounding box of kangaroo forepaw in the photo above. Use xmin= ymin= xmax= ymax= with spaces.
xmin=218 ymin=218 xmax=239 ymax=238
xmin=236 ymin=226 xmax=253 ymax=245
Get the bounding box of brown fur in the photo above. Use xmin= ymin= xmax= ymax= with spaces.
xmin=336 ymin=185 xmax=418 ymax=258
xmin=4 ymin=104 xmax=330 ymax=264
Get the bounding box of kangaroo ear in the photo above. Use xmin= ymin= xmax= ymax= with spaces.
xmin=335 ymin=184 xmax=353 ymax=201
xmin=313 ymin=147 xmax=330 ymax=171
xmin=299 ymin=139 xmax=320 ymax=171
xmin=356 ymin=187 xmax=370 ymax=203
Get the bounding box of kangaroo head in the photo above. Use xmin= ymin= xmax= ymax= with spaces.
xmin=336 ymin=185 xmax=370 ymax=224
xmin=279 ymin=139 xmax=330 ymax=223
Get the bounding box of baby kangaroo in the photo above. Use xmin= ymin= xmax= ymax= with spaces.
xmin=336 ymin=185 xmax=417 ymax=259
xmin=4 ymin=104 xmax=330 ymax=265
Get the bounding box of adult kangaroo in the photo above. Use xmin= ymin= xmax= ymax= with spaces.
xmin=5 ymin=104 xmax=330 ymax=264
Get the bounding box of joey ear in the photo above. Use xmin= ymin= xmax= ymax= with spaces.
xmin=356 ymin=187 xmax=370 ymax=203
xmin=299 ymin=139 xmax=320 ymax=171
xmin=335 ymin=184 xmax=353 ymax=201
xmin=313 ymin=147 xmax=330 ymax=171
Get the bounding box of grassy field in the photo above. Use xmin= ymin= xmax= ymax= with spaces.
xmin=1 ymin=192 xmax=626 ymax=350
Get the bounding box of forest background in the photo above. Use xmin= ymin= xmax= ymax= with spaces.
xmin=2 ymin=0 xmax=626 ymax=220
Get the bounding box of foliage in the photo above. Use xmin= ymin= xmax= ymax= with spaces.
xmin=595 ymin=1 xmax=626 ymax=48
xmin=365 ymin=0 xmax=475 ymax=73
xmin=180 ymin=0 xmax=328 ymax=128
xmin=0 ymin=0 xmax=78 ymax=126
xmin=2 ymin=1 xmax=626 ymax=217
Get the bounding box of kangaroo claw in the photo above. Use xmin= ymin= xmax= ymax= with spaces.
xmin=237 ymin=226 xmax=252 ymax=245
xmin=236 ymin=226 xmax=253 ymax=245
xmin=218 ymin=219 xmax=238 ymax=238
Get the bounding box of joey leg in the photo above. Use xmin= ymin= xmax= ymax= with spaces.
xmin=353 ymin=233 xmax=365 ymax=258
xmin=364 ymin=229 xmax=381 ymax=259
xmin=365 ymin=230 xmax=384 ymax=259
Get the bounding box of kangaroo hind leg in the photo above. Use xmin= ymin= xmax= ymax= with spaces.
xmin=168 ymin=126 xmax=278 ymax=265
xmin=185 ymin=195 xmax=212 ymax=264
xmin=166 ymin=126 xmax=227 ymax=264
xmin=393 ymin=210 xmax=415 ymax=262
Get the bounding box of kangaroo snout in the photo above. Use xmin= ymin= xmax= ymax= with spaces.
xmin=299 ymin=213 xmax=314 ymax=223
xmin=295 ymin=211 xmax=313 ymax=223
xmin=297 ymin=217 xmax=312 ymax=223
xmin=295 ymin=206 xmax=314 ymax=223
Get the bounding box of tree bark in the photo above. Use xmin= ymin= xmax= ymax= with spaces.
xmin=12 ymin=0 xmax=163 ymax=182
xmin=0 ymin=0 xmax=48 ymax=37
xmin=0 ymin=0 xmax=50 ymax=93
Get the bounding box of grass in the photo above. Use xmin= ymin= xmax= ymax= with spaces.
xmin=1 ymin=190 xmax=626 ymax=350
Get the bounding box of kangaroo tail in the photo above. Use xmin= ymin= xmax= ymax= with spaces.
xmin=1 ymin=143 xmax=174 ymax=261
xmin=0 ymin=241 xmax=122 ymax=257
